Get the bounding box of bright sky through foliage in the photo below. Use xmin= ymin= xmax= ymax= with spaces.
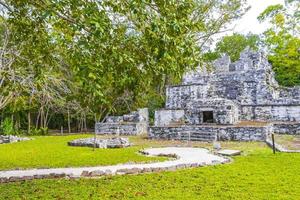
xmin=232 ymin=0 xmax=285 ymax=34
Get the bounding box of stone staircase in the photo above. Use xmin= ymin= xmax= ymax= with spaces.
xmin=180 ymin=131 xmax=217 ymax=142
xmin=150 ymin=126 xmax=218 ymax=142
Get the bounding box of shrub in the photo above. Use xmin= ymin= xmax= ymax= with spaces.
xmin=29 ymin=127 xmax=49 ymax=136
xmin=0 ymin=118 xmax=15 ymax=135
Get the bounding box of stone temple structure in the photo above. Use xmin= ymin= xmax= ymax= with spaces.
xmin=149 ymin=49 xmax=300 ymax=141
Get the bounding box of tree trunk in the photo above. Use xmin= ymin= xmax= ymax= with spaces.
xmin=67 ymin=108 xmax=71 ymax=134
xmin=28 ymin=111 xmax=31 ymax=134
xmin=28 ymin=97 xmax=32 ymax=134
xmin=44 ymin=107 xmax=49 ymax=128
xmin=77 ymin=118 xmax=80 ymax=133
xmin=36 ymin=109 xmax=41 ymax=129
xmin=79 ymin=116 xmax=83 ymax=133
xmin=40 ymin=107 xmax=44 ymax=129
xmin=84 ymin=113 xmax=87 ymax=133
xmin=16 ymin=115 xmax=20 ymax=132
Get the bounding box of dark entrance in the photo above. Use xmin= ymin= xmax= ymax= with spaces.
xmin=203 ymin=111 xmax=214 ymax=123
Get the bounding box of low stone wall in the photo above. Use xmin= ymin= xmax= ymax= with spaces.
xmin=149 ymin=125 xmax=271 ymax=141
xmin=218 ymin=126 xmax=271 ymax=141
xmin=0 ymin=135 xmax=31 ymax=144
xmin=68 ymin=137 xmax=130 ymax=148
xmin=150 ymin=126 xmax=217 ymax=141
xmin=95 ymin=122 xmax=147 ymax=135
xmin=0 ymin=159 xmax=228 ymax=184
xmin=273 ymin=123 xmax=300 ymax=135
xmin=0 ymin=173 xmax=68 ymax=183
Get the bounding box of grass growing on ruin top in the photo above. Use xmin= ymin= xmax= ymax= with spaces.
xmin=1 ymin=145 xmax=300 ymax=200
xmin=0 ymin=134 xmax=166 ymax=170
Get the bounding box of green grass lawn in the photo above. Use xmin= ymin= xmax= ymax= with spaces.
xmin=1 ymin=146 xmax=300 ymax=199
xmin=1 ymin=135 xmax=300 ymax=199
xmin=0 ymin=134 xmax=165 ymax=170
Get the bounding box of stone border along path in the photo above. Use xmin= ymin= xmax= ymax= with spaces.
xmin=0 ymin=147 xmax=230 ymax=183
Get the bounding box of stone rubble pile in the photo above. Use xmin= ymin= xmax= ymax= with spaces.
xmin=68 ymin=137 xmax=131 ymax=148
xmin=0 ymin=135 xmax=31 ymax=144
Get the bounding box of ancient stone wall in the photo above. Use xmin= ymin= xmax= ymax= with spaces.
xmin=186 ymin=99 xmax=239 ymax=125
xmin=150 ymin=49 xmax=300 ymax=141
xmin=164 ymin=49 xmax=300 ymax=123
xmin=154 ymin=110 xmax=185 ymax=126
xmin=95 ymin=123 xmax=146 ymax=135
xmin=273 ymin=123 xmax=300 ymax=135
xmin=95 ymin=108 xmax=148 ymax=135
xmin=241 ymin=105 xmax=300 ymax=121
xmin=149 ymin=125 xmax=270 ymax=141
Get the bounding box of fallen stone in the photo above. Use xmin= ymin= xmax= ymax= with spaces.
xmin=142 ymin=168 xmax=152 ymax=173
xmin=81 ymin=171 xmax=90 ymax=177
xmin=217 ymin=149 xmax=241 ymax=156
xmin=33 ymin=175 xmax=44 ymax=179
xmin=89 ymin=170 xmax=105 ymax=176
xmin=0 ymin=178 xmax=8 ymax=183
xmin=176 ymin=164 xmax=187 ymax=169
xmin=9 ymin=176 xmax=22 ymax=182
xmin=213 ymin=142 xmax=221 ymax=150
xmin=117 ymin=168 xmax=141 ymax=175
xmin=104 ymin=169 xmax=112 ymax=175
xmin=211 ymin=160 xmax=221 ymax=165
xmin=190 ymin=163 xmax=199 ymax=168
xmin=151 ymin=167 xmax=161 ymax=172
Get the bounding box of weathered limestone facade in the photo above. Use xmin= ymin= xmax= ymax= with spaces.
xmin=95 ymin=108 xmax=148 ymax=135
xmin=150 ymin=49 xmax=300 ymax=141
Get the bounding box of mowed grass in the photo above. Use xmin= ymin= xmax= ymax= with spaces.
xmin=1 ymin=135 xmax=300 ymax=199
xmin=1 ymin=146 xmax=300 ymax=199
xmin=0 ymin=134 xmax=165 ymax=170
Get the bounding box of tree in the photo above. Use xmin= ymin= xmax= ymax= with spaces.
xmin=0 ymin=0 xmax=249 ymax=133
xmin=214 ymin=33 xmax=260 ymax=61
xmin=0 ymin=20 xmax=30 ymax=110
xmin=258 ymin=0 xmax=300 ymax=86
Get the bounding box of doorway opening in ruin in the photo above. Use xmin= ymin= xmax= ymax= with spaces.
xmin=203 ymin=111 xmax=214 ymax=123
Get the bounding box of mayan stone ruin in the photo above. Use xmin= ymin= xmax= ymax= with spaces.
xmin=95 ymin=108 xmax=149 ymax=135
xmin=149 ymin=49 xmax=300 ymax=141
xmin=68 ymin=137 xmax=131 ymax=148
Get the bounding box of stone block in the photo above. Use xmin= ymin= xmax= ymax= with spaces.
xmin=217 ymin=149 xmax=241 ymax=156
xmin=89 ymin=170 xmax=105 ymax=176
